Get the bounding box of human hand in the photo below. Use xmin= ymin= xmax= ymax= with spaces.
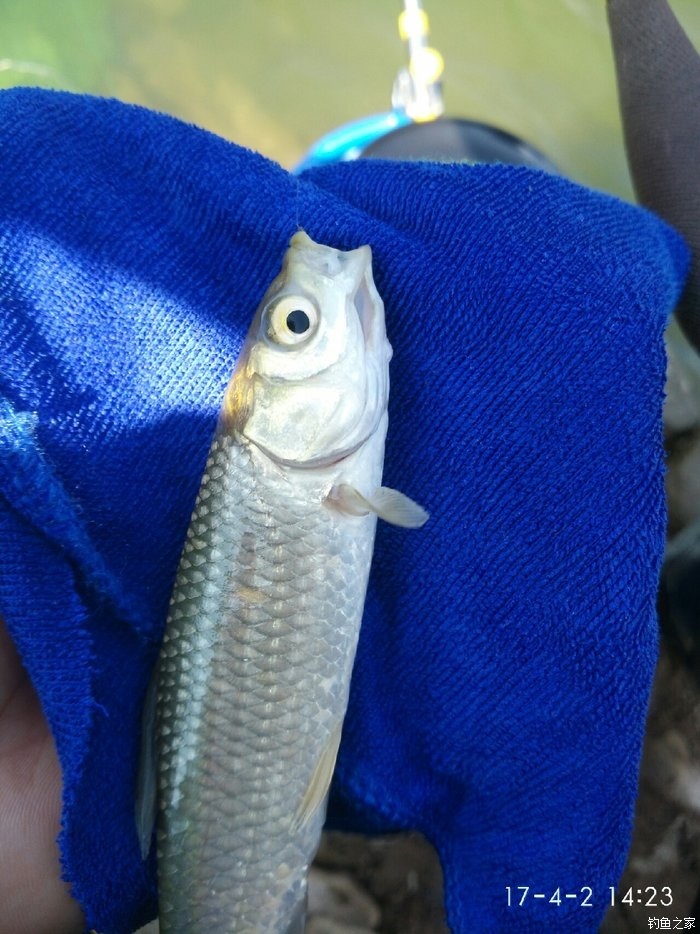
xmin=0 ymin=616 xmax=83 ymax=934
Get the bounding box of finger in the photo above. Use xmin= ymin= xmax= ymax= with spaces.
xmin=0 ymin=616 xmax=84 ymax=934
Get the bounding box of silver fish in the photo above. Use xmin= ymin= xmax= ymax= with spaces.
xmin=143 ymin=232 xmax=426 ymax=933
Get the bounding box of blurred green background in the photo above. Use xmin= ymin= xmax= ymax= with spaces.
xmin=1 ymin=0 xmax=699 ymax=198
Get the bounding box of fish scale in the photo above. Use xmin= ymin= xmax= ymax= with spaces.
xmin=156 ymin=429 xmax=377 ymax=932
xmin=148 ymin=232 xmax=426 ymax=933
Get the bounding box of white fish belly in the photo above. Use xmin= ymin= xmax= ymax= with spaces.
xmin=156 ymin=430 xmax=376 ymax=933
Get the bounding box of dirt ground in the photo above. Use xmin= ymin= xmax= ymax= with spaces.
xmin=600 ymin=647 xmax=700 ymax=933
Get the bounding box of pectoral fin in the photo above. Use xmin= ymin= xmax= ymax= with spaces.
xmin=135 ymin=669 xmax=158 ymax=860
xmin=327 ymin=483 xmax=428 ymax=528
xmin=293 ymin=723 xmax=342 ymax=832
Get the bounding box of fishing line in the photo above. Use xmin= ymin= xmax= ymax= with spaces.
xmin=294 ymin=1 xmax=557 ymax=174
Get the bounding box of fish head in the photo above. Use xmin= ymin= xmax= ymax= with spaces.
xmin=224 ymin=231 xmax=392 ymax=467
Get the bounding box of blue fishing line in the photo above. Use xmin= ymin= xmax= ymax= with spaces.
xmin=293 ymin=110 xmax=412 ymax=173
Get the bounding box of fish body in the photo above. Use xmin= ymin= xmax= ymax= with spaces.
xmin=152 ymin=233 xmax=423 ymax=932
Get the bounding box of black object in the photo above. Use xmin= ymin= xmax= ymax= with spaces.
xmin=608 ymin=0 xmax=700 ymax=353
xmin=361 ymin=116 xmax=558 ymax=173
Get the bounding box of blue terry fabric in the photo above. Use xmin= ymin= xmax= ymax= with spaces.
xmin=0 ymin=87 xmax=688 ymax=933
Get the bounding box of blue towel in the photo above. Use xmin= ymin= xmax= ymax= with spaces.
xmin=0 ymin=87 xmax=688 ymax=933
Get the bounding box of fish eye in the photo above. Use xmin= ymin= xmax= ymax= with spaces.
xmin=265 ymin=295 xmax=319 ymax=346
xmin=286 ymin=308 xmax=310 ymax=333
